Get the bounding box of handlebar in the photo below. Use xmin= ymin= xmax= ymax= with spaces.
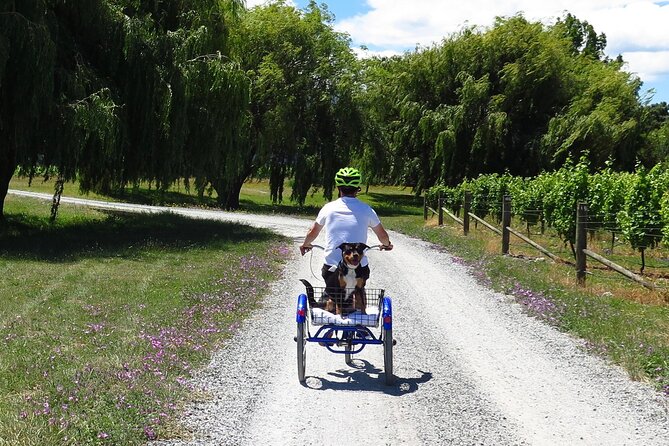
xmin=300 ymin=243 xmax=392 ymax=255
xmin=366 ymin=244 xmax=393 ymax=251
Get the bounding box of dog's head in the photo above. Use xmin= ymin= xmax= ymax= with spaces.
xmin=338 ymin=242 xmax=368 ymax=268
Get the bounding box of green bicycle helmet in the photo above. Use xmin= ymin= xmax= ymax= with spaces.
xmin=334 ymin=167 xmax=362 ymax=187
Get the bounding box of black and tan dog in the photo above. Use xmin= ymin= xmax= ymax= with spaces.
xmin=324 ymin=242 xmax=369 ymax=315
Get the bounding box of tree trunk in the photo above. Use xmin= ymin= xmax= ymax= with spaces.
xmin=50 ymin=177 xmax=65 ymax=222
xmin=0 ymin=146 xmax=17 ymax=221
xmin=212 ymin=176 xmax=245 ymax=211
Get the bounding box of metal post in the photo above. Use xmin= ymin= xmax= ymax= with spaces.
xmin=438 ymin=194 xmax=444 ymax=226
xmin=502 ymin=195 xmax=511 ymax=254
xmin=576 ymin=202 xmax=588 ymax=285
xmin=463 ymin=191 xmax=471 ymax=235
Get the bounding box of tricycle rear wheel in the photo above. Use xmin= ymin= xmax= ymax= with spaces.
xmin=297 ymin=321 xmax=306 ymax=382
xmin=383 ymin=328 xmax=393 ymax=385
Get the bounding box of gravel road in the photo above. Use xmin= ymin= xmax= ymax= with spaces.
xmin=10 ymin=190 xmax=669 ymax=445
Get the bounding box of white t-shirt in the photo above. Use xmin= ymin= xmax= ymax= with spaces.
xmin=315 ymin=196 xmax=381 ymax=266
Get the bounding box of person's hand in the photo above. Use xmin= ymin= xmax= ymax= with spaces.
xmin=299 ymin=244 xmax=313 ymax=256
xmin=381 ymin=242 xmax=393 ymax=251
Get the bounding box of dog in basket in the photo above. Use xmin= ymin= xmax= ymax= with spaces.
xmin=300 ymin=242 xmax=369 ymax=316
xmin=324 ymin=242 xmax=368 ymax=315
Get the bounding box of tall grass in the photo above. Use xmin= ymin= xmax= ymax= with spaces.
xmin=0 ymin=196 xmax=288 ymax=445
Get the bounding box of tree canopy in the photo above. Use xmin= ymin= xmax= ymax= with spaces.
xmin=2 ymin=1 xmax=668 ymax=219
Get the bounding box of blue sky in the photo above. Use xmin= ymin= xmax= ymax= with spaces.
xmin=249 ymin=1 xmax=669 ymax=104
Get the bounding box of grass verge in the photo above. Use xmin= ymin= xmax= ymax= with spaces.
xmin=0 ymin=195 xmax=288 ymax=445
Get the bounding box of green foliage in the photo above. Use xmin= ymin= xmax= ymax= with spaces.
xmin=555 ymin=13 xmax=607 ymax=59
xmin=433 ymin=159 xmax=669 ymax=258
xmin=661 ymin=190 xmax=669 ymax=245
xmin=541 ymin=61 xmax=642 ymax=170
xmin=71 ymin=89 xmax=123 ymax=193
xmin=0 ymin=0 xmax=250 ymax=216
xmin=507 ymin=175 xmax=544 ymax=226
xmin=360 ymin=12 xmax=652 ymax=195
xmin=644 ymin=117 xmax=669 ymax=165
xmin=3 ymin=4 xmax=669 ymax=217
xmin=587 ymin=161 xmax=630 ymax=230
xmin=541 ymin=156 xmax=589 ymax=247
xmin=619 ymin=164 xmax=666 ymax=252
xmin=425 ymin=184 xmax=462 ymax=213
xmin=0 ymin=0 xmax=56 ymax=216
xmin=234 ymin=1 xmax=360 ymax=206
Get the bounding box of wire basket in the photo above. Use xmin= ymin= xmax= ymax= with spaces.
xmin=305 ymin=286 xmax=385 ymax=326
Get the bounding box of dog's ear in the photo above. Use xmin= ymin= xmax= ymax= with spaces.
xmin=355 ymin=243 xmax=369 ymax=254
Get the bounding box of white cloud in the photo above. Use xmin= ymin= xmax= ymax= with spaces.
xmin=244 ymin=0 xmax=297 ymax=8
xmin=353 ymin=47 xmax=403 ymax=59
xmin=621 ymin=50 xmax=669 ymax=82
xmin=336 ymin=1 xmax=669 ymax=85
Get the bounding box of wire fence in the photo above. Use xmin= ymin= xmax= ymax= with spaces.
xmin=427 ymin=195 xmax=669 ymax=291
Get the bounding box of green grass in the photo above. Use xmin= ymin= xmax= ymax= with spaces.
xmin=0 ymin=195 xmax=288 ymax=445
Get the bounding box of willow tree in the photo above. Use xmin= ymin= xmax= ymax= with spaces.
xmin=0 ymin=0 xmax=251 ymax=217
xmin=540 ymin=59 xmax=643 ymax=171
xmin=361 ymin=13 xmax=650 ymax=194
xmin=0 ymin=0 xmax=55 ymax=220
xmin=355 ymin=56 xmax=399 ymax=189
xmin=364 ymin=15 xmax=577 ymax=192
xmin=234 ymin=0 xmax=362 ymax=206
xmin=101 ymin=0 xmax=249 ymax=205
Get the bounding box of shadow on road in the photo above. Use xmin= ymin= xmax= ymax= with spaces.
xmin=303 ymin=360 xmax=432 ymax=395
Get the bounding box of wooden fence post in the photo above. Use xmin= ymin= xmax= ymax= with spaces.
xmin=423 ymin=195 xmax=428 ymax=220
xmin=438 ymin=193 xmax=444 ymax=226
xmin=502 ymin=195 xmax=511 ymax=254
xmin=463 ymin=191 xmax=471 ymax=235
xmin=576 ymin=202 xmax=588 ymax=285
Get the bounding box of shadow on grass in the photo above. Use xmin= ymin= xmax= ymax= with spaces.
xmin=237 ymin=199 xmax=320 ymax=217
xmin=75 ymin=184 xmax=423 ymax=219
xmin=0 ymin=210 xmax=277 ymax=261
xmin=101 ymin=187 xmax=319 ymax=217
xmin=238 ymin=192 xmax=423 ymax=218
xmin=363 ymin=192 xmax=423 ymax=217
xmin=104 ymin=184 xmax=424 ymax=218
xmin=104 ymin=187 xmax=219 ymax=207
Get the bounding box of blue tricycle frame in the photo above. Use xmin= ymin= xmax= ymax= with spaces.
xmin=295 ymin=286 xmax=394 ymax=385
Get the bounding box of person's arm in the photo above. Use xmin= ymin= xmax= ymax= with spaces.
xmin=371 ymin=223 xmax=392 ymax=250
xmin=300 ymin=221 xmax=323 ymax=255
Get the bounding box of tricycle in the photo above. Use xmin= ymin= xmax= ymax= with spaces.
xmin=294 ymin=244 xmax=395 ymax=385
